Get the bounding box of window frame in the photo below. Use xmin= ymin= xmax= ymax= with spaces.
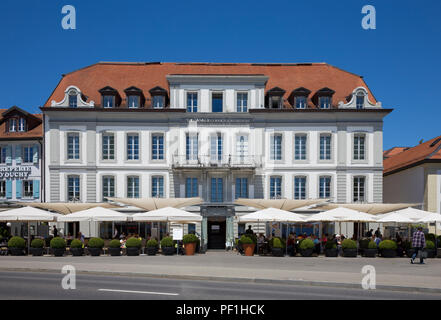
xmin=270 ymin=134 xmax=283 ymax=161
xmin=353 ymin=176 xmax=366 ymax=203
xmin=236 ymin=92 xmax=249 ymax=112
xmin=293 ymin=176 xmax=307 ymax=200
xmin=23 ymin=180 xmax=34 ymax=199
xmin=66 ymin=132 xmax=80 ymax=161
xmin=151 ymin=176 xmax=165 ymax=198
xmin=319 ymin=133 xmax=332 ymax=162
xmin=67 ymin=175 xmax=81 ymax=202
xmin=127 ymin=176 xmax=140 ymax=198
xmin=186 ymin=92 xmax=198 ymax=113
xmin=294 ymin=133 xmax=308 ymax=161
xmin=318 ymin=176 xmax=332 ymax=199
xmin=101 ymin=132 xmax=115 ymax=161
xmin=126 ymin=133 xmax=140 ymax=161
xmin=269 ymin=176 xmax=282 ymax=199
xmin=102 ymin=175 xmax=115 ymax=200
xmin=151 ymin=133 xmax=165 ymax=161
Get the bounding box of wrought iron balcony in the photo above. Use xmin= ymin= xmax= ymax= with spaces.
xmin=172 ymin=154 xmax=262 ymax=169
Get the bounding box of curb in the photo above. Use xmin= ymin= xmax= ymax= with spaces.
xmin=1 ymin=267 xmax=440 ymax=294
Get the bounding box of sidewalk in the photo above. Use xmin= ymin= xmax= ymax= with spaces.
xmin=1 ymin=252 xmax=440 ymax=293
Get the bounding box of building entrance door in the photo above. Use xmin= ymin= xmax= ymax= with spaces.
xmin=207 ymin=218 xmax=226 ymax=249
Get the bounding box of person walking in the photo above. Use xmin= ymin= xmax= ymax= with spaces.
xmin=411 ymin=227 xmax=426 ymax=264
xmin=53 ymin=226 xmax=58 ymax=238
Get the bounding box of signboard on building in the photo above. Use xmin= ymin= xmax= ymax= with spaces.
xmin=173 ymin=228 xmax=183 ymax=240
xmin=0 ymin=166 xmax=32 ymax=179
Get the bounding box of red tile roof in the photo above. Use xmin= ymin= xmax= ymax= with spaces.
xmin=44 ymin=62 xmax=377 ymax=108
xmin=383 ymin=135 xmax=441 ymax=175
xmin=0 ymin=107 xmax=43 ymax=140
xmin=383 ymin=147 xmax=409 ymax=159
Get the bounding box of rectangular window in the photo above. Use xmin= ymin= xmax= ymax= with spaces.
xmin=0 ymin=147 xmax=7 ymax=164
xmin=270 ymin=177 xmax=282 ymax=199
xmin=127 ymin=176 xmax=140 ymax=198
xmin=319 ymin=177 xmax=331 ymax=199
xmin=152 ymin=176 xmax=164 ymax=198
xmin=319 ymin=96 xmax=331 ymax=109
xmin=69 ymin=95 xmax=77 ymax=108
xmin=270 ymin=135 xmax=282 ymax=160
xmin=128 ymin=96 xmax=139 ymax=108
xmin=210 ymin=134 xmax=223 ymax=161
xmin=320 ymin=135 xmax=331 ymax=160
xmin=152 ymin=96 xmax=164 ymax=109
xmin=9 ymin=119 xmax=17 ymax=132
xmin=212 ymin=93 xmax=223 ymax=112
xmin=127 ymin=134 xmax=139 ymax=160
xmin=186 ymin=134 xmax=198 ymax=161
xmin=236 ymin=135 xmax=248 ymax=162
xmin=237 ymin=93 xmax=248 ymax=112
xmin=235 ymin=178 xmax=248 ymax=199
xmin=211 ymin=178 xmax=223 ymax=202
xmin=102 ymin=176 xmax=115 ymax=199
xmin=18 ymin=118 xmax=26 ymax=132
xmin=23 ymin=180 xmax=33 ymax=198
xmin=0 ymin=181 xmax=5 ymax=198
xmin=354 ymin=135 xmax=366 ymax=160
xmin=294 ymin=177 xmax=306 ymax=200
xmin=152 ymin=134 xmax=164 ymax=160
xmin=270 ymin=96 xmax=281 ymax=109
xmin=185 ymin=178 xmax=198 ymax=198
xmin=187 ymin=93 xmax=198 ymax=112
xmin=103 ymin=95 xmax=114 ymax=108
xmin=68 ymin=176 xmax=80 ymax=202
xmin=102 ymin=134 xmax=115 ymax=160
xmin=294 ymin=135 xmax=307 ymax=160
xmin=295 ymin=96 xmax=307 ymax=109
xmin=67 ymin=133 xmax=80 ymax=160
xmin=23 ymin=146 xmax=33 ymax=163
xmin=353 ymin=177 xmax=365 ymax=202
xmin=356 ymin=95 xmax=364 ymax=109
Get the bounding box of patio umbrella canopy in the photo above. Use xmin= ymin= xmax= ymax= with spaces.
xmin=235 ymin=199 xmax=326 ymax=211
xmin=391 ymin=207 xmax=433 ymax=220
xmin=0 ymin=206 xmax=61 ymax=222
xmin=132 ymin=207 xmax=202 ymax=223
xmin=375 ymin=211 xmax=418 ymax=224
xmin=107 ymin=198 xmax=202 ymax=211
xmin=26 ymin=202 xmax=120 ymax=215
xmin=314 ymin=203 xmax=420 ymax=215
xmin=238 ymin=208 xmax=306 ymax=223
xmin=419 ymin=213 xmax=441 ymax=223
xmin=311 ymin=207 xmax=377 ymax=222
xmin=57 ymin=207 xmax=131 ymax=222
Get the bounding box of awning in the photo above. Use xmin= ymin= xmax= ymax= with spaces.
xmin=107 ymin=197 xmax=203 ymax=211
xmin=306 ymin=207 xmax=376 ymax=222
xmin=238 ymin=208 xmax=306 ymax=223
xmin=132 ymin=207 xmax=202 ymax=223
xmin=0 ymin=206 xmax=61 ymax=222
xmin=57 ymin=207 xmax=131 ymax=222
xmin=25 ymin=202 xmax=120 ymax=215
xmin=312 ymin=203 xmax=420 ymax=215
xmin=234 ymin=199 xmax=327 ymax=211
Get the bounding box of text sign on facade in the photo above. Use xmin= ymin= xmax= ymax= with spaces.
xmin=173 ymin=228 xmax=183 ymax=240
xmin=0 ymin=166 xmax=32 ymax=179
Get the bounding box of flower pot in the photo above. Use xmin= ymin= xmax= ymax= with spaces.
xmin=271 ymin=247 xmax=284 ymax=257
xmin=243 ymin=244 xmax=255 ymax=256
xmin=162 ymin=247 xmax=175 ymax=256
xmin=146 ymin=247 xmax=157 ymax=256
xmin=9 ymin=248 xmax=25 ymax=256
xmin=343 ymin=248 xmax=357 ymax=257
xmin=325 ymin=248 xmax=338 ymax=257
xmin=381 ymin=249 xmax=396 ymax=258
xmin=406 ymin=248 xmax=415 ymax=258
xmin=52 ymin=248 xmax=65 ymax=257
xmin=109 ymin=247 xmax=121 ymax=256
xmin=126 ymin=247 xmax=140 ymax=256
xmin=363 ymin=248 xmax=377 ymax=257
xmin=70 ymin=248 xmax=83 ymax=256
xmin=30 ymin=248 xmax=44 ymax=256
xmin=426 ymin=249 xmax=436 ymax=258
xmin=88 ymin=248 xmax=101 ymax=256
xmin=300 ymin=248 xmax=313 ymax=257
xmin=184 ymin=242 xmax=196 ymax=256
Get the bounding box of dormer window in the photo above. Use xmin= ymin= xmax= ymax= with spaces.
xmin=149 ymin=86 xmax=168 ymax=109
xmin=68 ymin=91 xmax=77 ymax=108
xmin=356 ymin=91 xmax=365 ymax=109
xmin=99 ymin=86 xmax=120 ymax=108
xmin=18 ymin=118 xmax=26 ymax=132
xmin=289 ymin=87 xmax=311 ymax=109
xmin=124 ymin=86 xmax=145 ymax=109
xmin=128 ymin=95 xmax=140 ymax=108
xmin=314 ymin=87 xmax=335 ymax=109
xmin=319 ymin=96 xmax=331 ymax=109
xmin=266 ymin=87 xmax=286 ymax=109
xmin=152 ymin=95 xmax=165 ymax=109
xmin=9 ymin=119 xmax=17 ymax=132
xmin=103 ymin=96 xmax=114 ymax=108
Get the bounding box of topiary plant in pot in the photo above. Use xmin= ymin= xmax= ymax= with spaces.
xmin=324 ymin=240 xmax=338 ymax=257
xmin=342 ymin=239 xmax=358 ymax=257
xmin=271 ymin=237 xmax=284 ymax=257
xmin=240 ymin=235 xmax=255 ymax=256
xmin=50 ymin=237 xmax=66 ymax=257
xmin=126 ymin=237 xmax=142 ymax=256
xmin=30 ymin=238 xmax=45 ymax=256
xmin=160 ymin=237 xmax=175 ymax=256
xmin=425 ymin=240 xmax=436 ymax=258
xmin=70 ymin=239 xmax=84 ymax=256
xmin=363 ymin=240 xmax=377 ymax=257
xmin=8 ymin=236 xmax=26 ymax=256
xmin=108 ymin=239 xmax=121 ymax=256
xmin=87 ymin=237 xmax=104 ymax=256
xmin=299 ymin=239 xmax=315 ymax=257
xmin=379 ymin=240 xmax=397 ymax=258
xmin=146 ymin=239 xmax=158 ymax=256
xmin=183 ymin=234 xmax=198 ymax=256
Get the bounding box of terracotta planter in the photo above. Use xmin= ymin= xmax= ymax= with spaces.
xmin=184 ymin=242 xmax=196 ymax=256
xmin=243 ymin=244 xmax=255 ymax=256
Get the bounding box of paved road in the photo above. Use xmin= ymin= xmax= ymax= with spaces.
xmin=0 ymin=271 xmax=440 ymax=300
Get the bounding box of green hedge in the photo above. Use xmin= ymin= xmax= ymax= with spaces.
xmin=50 ymin=237 xmax=66 ymax=249
xmin=359 ymin=238 xmax=370 ymax=249
xmin=31 ymin=238 xmax=45 ymax=248
xmin=160 ymin=237 xmax=173 ymax=248
xmin=126 ymin=237 xmax=142 ymax=248
xmin=379 ymin=240 xmax=397 ymax=250
xmin=426 ymin=240 xmax=435 ymax=249
xmin=325 ymin=240 xmax=336 ymax=249
xmin=342 ymin=239 xmax=357 ymax=249
xmin=272 ymin=238 xmax=283 ymax=249
xmin=183 ymin=234 xmax=198 ymax=244
xmin=240 ymin=235 xmax=254 ymax=245
xmin=109 ymin=239 xmax=121 ymax=248
xmin=70 ymin=239 xmax=83 ymax=248
xmin=8 ymin=236 xmax=26 ymax=249
xmin=88 ymin=237 xmax=104 ymax=248
xmin=368 ymin=241 xmax=377 ymax=249
xmin=146 ymin=239 xmax=158 ymax=248
xmin=299 ymin=239 xmax=314 ymax=250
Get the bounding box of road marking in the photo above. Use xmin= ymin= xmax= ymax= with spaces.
xmin=98 ymin=288 xmax=179 ymax=296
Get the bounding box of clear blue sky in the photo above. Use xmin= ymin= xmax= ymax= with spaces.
xmin=0 ymin=0 xmax=440 ymax=149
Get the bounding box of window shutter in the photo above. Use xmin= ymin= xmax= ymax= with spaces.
xmin=16 ymin=180 xmax=22 ymax=199
xmin=6 ymin=180 xmax=12 ymax=199
xmin=6 ymin=146 xmax=12 ymax=165
xmin=33 ymin=180 xmax=40 ymax=199
xmin=15 ymin=145 xmax=22 ymax=164
xmin=33 ymin=144 xmax=39 ymax=164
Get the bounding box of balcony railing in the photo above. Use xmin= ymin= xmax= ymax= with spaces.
xmin=172 ymin=154 xmax=262 ymax=169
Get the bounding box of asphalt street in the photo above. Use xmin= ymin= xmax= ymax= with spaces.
xmin=0 ymin=271 xmax=440 ymax=300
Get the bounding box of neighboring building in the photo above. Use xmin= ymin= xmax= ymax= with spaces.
xmin=42 ymin=62 xmax=391 ymax=248
xmin=384 ymin=136 xmax=441 ymax=219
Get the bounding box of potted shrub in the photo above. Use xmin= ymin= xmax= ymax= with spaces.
xmin=161 ymin=237 xmax=175 ymax=255
xmin=70 ymin=239 xmax=83 ymax=256
xmin=363 ymin=241 xmax=377 ymax=257
xmin=50 ymin=237 xmax=66 ymax=257
xmin=183 ymin=234 xmax=198 ymax=256
xmin=146 ymin=239 xmax=158 ymax=256
xmin=379 ymin=240 xmax=397 ymax=258
xmin=271 ymin=237 xmax=284 ymax=257
xmin=87 ymin=237 xmax=104 ymax=256
xmin=126 ymin=237 xmax=142 ymax=256
xmin=30 ymin=238 xmax=45 ymax=256
xmin=8 ymin=236 xmax=26 ymax=256
xmin=342 ymin=239 xmax=357 ymax=257
xmin=240 ymin=235 xmax=255 ymax=256
xmin=324 ymin=240 xmax=338 ymax=257
xmin=108 ymin=239 xmax=121 ymax=256
xmin=425 ymin=240 xmax=436 ymax=258
xmin=299 ymin=239 xmax=314 ymax=257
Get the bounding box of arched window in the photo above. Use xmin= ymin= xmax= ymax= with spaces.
xmin=356 ymin=91 xmax=365 ymax=109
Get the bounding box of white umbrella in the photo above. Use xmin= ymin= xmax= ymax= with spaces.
xmin=132 ymin=207 xmax=202 ymax=223
xmin=376 ymin=212 xmax=416 ymax=224
xmin=392 ymin=207 xmax=433 ymax=220
xmin=419 ymin=213 xmax=441 ymax=223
